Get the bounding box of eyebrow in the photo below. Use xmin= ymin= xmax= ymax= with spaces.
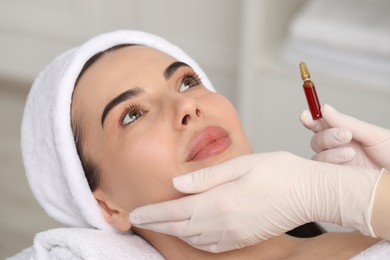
xmin=101 ymin=87 xmax=144 ymax=127
xmin=164 ymin=61 xmax=190 ymax=80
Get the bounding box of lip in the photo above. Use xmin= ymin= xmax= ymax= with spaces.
xmin=186 ymin=126 xmax=231 ymax=162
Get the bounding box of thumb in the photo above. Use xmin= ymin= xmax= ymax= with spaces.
xmin=321 ymin=104 xmax=390 ymax=146
xmin=173 ymin=154 xmax=258 ymax=193
xmin=300 ymin=109 xmax=328 ymax=133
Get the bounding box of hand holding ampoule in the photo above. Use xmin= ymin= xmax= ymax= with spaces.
xmin=300 ymin=104 xmax=390 ymax=170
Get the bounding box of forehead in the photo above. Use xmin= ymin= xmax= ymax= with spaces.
xmin=86 ymin=45 xmax=177 ymax=75
xmin=74 ymin=45 xmax=177 ymax=94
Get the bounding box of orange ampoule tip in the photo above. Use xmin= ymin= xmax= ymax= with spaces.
xmin=299 ymin=62 xmax=310 ymax=81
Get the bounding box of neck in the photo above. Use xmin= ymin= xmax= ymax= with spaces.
xmin=133 ymin=227 xmax=300 ymax=259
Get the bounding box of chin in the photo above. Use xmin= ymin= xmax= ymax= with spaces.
xmin=187 ymin=148 xmax=248 ymax=171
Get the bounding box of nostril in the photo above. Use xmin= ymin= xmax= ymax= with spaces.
xmin=182 ymin=114 xmax=190 ymax=125
xmin=196 ymin=109 xmax=200 ymax=117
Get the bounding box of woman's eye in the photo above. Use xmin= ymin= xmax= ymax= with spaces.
xmin=179 ymin=74 xmax=200 ymax=93
xmin=122 ymin=109 xmax=144 ymax=126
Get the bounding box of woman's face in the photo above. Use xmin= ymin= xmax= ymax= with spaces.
xmin=72 ymin=46 xmax=252 ymax=230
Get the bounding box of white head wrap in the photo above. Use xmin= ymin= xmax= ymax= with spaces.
xmin=21 ymin=30 xmax=215 ymax=231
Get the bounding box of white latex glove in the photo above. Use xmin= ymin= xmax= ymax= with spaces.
xmin=300 ymin=104 xmax=390 ymax=170
xmin=129 ymin=152 xmax=382 ymax=253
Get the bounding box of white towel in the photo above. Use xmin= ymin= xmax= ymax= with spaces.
xmin=21 ymin=30 xmax=215 ymax=232
xmin=7 ymin=229 xmax=390 ymax=260
xmin=7 ymin=228 xmax=164 ymax=259
xmin=351 ymin=240 xmax=390 ymax=260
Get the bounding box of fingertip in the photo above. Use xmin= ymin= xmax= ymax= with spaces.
xmin=300 ymin=110 xmax=312 ymax=125
xmin=129 ymin=211 xmax=141 ymax=225
xmin=321 ymin=103 xmax=338 ymax=116
xmin=342 ymin=147 xmax=356 ymax=161
xmin=173 ymin=174 xmax=194 ymax=193
xmin=300 ymin=109 xmax=329 ymax=132
xmin=335 ymin=128 xmax=353 ymax=144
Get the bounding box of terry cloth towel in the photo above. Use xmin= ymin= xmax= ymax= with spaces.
xmin=7 ymin=230 xmax=390 ymax=260
xmin=21 ymin=30 xmax=215 ymax=231
xmin=6 ymin=228 xmax=164 ymax=259
xmin=351 ymin=240 xmax=390 ymax=260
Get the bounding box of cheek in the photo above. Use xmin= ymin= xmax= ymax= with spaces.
xmin=100 ymin=133 xmax=183 ymax=211
xmin=206 ymin=94 xmax=237 ymax=121
xmin=206 ymin=94 xmax=252 ymax=153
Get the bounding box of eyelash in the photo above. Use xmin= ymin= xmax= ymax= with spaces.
xmin=179 ymin=71 xmax=202 ymax=92
xmin=119 ymin=103 xmax=144 ymax=127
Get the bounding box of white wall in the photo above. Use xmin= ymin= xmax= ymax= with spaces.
xmin=0 ymin=0 xmax=241 ymax=103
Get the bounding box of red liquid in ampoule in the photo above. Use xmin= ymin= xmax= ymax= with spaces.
xmin=304 ymin=84 xmax=322 ymax=120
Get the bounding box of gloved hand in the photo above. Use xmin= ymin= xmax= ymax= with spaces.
xmin=300 ymin=104 xmax=390 ymax=170
xmin=129 ymin=152 xmax=382 ymax=253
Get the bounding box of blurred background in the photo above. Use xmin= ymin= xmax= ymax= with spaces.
xmin=1 ymin=0 xmax=389 ymax=258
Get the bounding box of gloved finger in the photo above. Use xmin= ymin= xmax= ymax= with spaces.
xmin=310 ymin=128 xmax=353 ymax=152
xmin=134 ymin=219 xmax=200 ymax=238
xmin=186 ymin=232 xmax=261 ymax=252
xmin=184 ymin=222 xmax=269 ymax=252
xmin=299 ymin=109 xmax=328 ymax=133
xmin=311 ymin=147 xmax=356 ymax=164
xmin=173 ymin=154 xmax=258 ymax=193
xmin=183 ymin=233 xmax=221 ymax=247
xmin=322 ymin=104 xmax=390 ymax=146
xmin=129 ymin=195 xmax=196 ymax=224
xmin=195 ymin=241 xmax=243 ymax=253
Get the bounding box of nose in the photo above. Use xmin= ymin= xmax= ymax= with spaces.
xmin=181 ymin=108 xmax=201 ymax=125
xmin=173 ymin=95 xmax=201 ymax=130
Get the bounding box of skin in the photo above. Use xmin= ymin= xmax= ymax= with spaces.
xmin=72 ymin=46 xmax=379 ymax=259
